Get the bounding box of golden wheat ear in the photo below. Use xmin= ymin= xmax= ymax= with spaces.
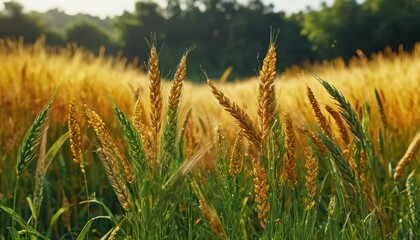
xmin=148 ymin=46 xmax=163 ymax=134
xmin=251 ymin=157 xmax=270 ymax=229
xmin=306 ymin=85 xmax=331 ymax=137
xmin=304 ymin=146 xmax=318 ymax=210
xmin=85 ymin=106 xmax=136 ymax=184
xmin=325 ymin=105 xmax=350 ymax=146
xmin=68 ymin=97 xmax=84 ymax=173
xmin=206 ymin=78 xmax=261 ymax=148
xmin=133 ymin=99 xmax=154 ymax=169
xmin=168 ymin=52 xmax=188 ymax=111
xmin=148 ymin=46 xmax=163 ymax=164
xmin=283 ymin=112 xmax=297 ymax=189
xmin=96 ymin=148 xmax=133 ymax=211
xmin=394 ymin=132 xmax=420 ymax=180
xmin=258 ymin=43 xmax=277 ymax=142
xmin=229 ymin=130 xmax=243 ymax=179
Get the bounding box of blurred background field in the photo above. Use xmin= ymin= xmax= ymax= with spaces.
xmin=0 ymin=0 xmax=419 ymax=239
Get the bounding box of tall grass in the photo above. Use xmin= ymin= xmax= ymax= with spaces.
xmin=0 ymin=37 xmax=419 ymax=239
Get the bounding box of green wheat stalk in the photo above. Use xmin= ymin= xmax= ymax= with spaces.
xmin=112 ymin=101 xmax=148 ymax=176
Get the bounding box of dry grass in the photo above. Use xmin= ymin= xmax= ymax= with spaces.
xmin=1 ymin=37 xmax=420 ymax=239
xmin=1 ymin=39 xmax=419 ymax=155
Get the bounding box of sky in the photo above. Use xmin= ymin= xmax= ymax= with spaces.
xmin=0 ymin=0 xmax=338 ymax=19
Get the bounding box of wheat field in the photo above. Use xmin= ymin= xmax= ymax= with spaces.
xmin=0 ymin=37 xmax=419 ymax=239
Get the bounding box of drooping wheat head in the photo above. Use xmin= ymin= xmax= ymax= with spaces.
xmin=96 ymin=148 xmax=133 ymax=211
xmin=85 ymin=106 xmax=135 ymax=184
xmin=207 ymin=79 xmax=261 ymax=148
xmin=304 ymin=147 xmax=318 ymax=210
xmin=252 ymin=157 xmax=270 ymax=229
xmin=258 ymin=43 xmax=277 ymax=142
xmin=296 ymin=125 xmax=327 ymax=156
xmin=306 ymin=85 xmax=331 ymax=137
xmin=325 ymin=105 xmax=350 ymax=146
xmin=320 ymin=134 xmax=359 ymax=214
xmin=229 ymin=130 xmax=243 ymax=179
xmin=394 ymin=132 xmax=420 ymax=180
xmin=199 ymin=198 xmax=226 ymax=239
xmin=68 ymin=98 xmax=84 ymax=173
xmin=316 ymin=77 xmax=366 ymax=146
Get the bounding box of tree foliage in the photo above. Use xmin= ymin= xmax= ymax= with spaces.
xmin=65 ymin=19 xmax=113 ymax=54
xmin=1 ymin=0 xmax=420 ymax=80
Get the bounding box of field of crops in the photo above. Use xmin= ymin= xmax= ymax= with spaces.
xmin=0 ymin=37 xmax=419 ymax=239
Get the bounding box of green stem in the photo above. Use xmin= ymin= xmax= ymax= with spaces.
xmin=82 ymin=170 xmax=89 ymax=222
xmin=12 ymin=175 xmax=20 ymax=230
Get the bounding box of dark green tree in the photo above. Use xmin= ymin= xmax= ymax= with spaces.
xmin=0 ymin=2 xmax=45 ymax=42
xmin=301 ymin=0 xmax=371 ymax=60
xmin=65 ymin=19 xmax=113 ymax=54
xmin=116 ymin=2 xmax=165 ymax=65
xmin=363 ymin=0 xmax=420 ymax=52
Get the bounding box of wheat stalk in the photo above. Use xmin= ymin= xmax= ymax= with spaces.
xmin=229 ymin=130 xmax=243 ymax=179
xmin=207 ymin=79 xmax=261 ymax=147
xmin=406 ymin=171 xmax=419 ymax=232
xmin=168 ymin=53 xmax=187 ymax=111
xmin=133 ymin=99 xmax=154 ymax=169
xmin=96 ymin=148 xmax=133 ymax=211
xmin=16 ymin=90 xmax=55 ymax=176
xmin=68 ymin=98 xmax=84 ymax=173
xmin=394 ymin=132 xmax=420 ymax=180
xmin=33 ymin=129 xmax=48 ymax=215
xmin=252 ymin=157 xmax=270 ymax=229
xmin=148 ymin=46 xmax=163 ymax=164
xmin=306 ymin=85 xmax=331 ymax=137
xmin=258 ymin=43 xmax=277 ymax=142
xmin=374 ymin=88 xmax=387 ymax=127
xmin=320 ymin=134 xmax=359 ymax=214
xmin=316 ymin=77 xmax=365 ymax=146
xmin=296 ymin=125 xmax=328 ymax=156
xmin=304 ymin=147 xmax=318 ymax=210
xmin=113 ymin=101 xmax=147 ymax=174
xmin=199 ymin=198 xmax=226 ymax=239
xmin=163 ymin=53 xmax=188 ymax=167
xmin=284 ymin=112 xmax=297 ymax=189
xmin=61 ymin=194 xmax=71 ymax=232
xmin=359 ymin=149 xmax=367 ymax=183
xmin=325 ymin=105 xmax=350 ymax=146
xmin=108 ymin=226 xmax=120 ymax=240
xmin=85 ymin=106 xmax=135 ymax=184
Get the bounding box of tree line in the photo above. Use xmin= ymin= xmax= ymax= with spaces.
xmin=1 ymin=0 xmax=420 ymax=80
